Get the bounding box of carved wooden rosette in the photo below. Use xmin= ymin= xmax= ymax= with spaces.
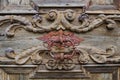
xmin=0 ymin=9 xmax=120 ymax=79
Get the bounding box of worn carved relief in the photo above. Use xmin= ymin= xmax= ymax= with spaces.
xmin=0 ymin=10 xmax=119 ymax=64
xmin=0 ymin=9 xmax=120 ymax=79
xmin=0 ymin=10 xmax=118 ymax=37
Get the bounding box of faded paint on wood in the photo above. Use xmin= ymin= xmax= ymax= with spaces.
xmin=91 ymin=0 xmax=113 ymax=5
xmin=0 ymin=0 xmax=30 ymax=10
xmin=0 ymin=0 xmax=37 ymax=14
xmin=90 ymin=73 xmax=112 ymax=80
xmin=7 ymin=0 xmax=30 ymax=5
xmin=0 ymin=69 xmax=8 ymax=80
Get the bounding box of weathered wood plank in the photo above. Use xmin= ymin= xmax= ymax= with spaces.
xmin=86 ymin=10 xmax=120 ymax=14
xmin=0 ymin=65 xmax=118 ymax=80
xmin=90 ymin=73 xmax=112 ymax=80
xmin=31 ymin=0 xmax=90 ymax=7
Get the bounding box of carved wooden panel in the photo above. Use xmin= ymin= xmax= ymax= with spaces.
xmin=0 ymin=0 xmax=120 ymax=80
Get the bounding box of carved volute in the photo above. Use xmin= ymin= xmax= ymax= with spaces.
xmin=0 ymin=0 xmax=120 ymax=80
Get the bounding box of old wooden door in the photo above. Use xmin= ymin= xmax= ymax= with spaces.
xmin=0 ymin=0 xmax=120 ymax=80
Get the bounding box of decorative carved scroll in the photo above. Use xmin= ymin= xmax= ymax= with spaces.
xmin=76 ymin=45 xmax=118 ymax=64
xmin=1 ymin=42 xmax=119 ymax=65
xmin=0 ymin=10 xmax=119 ymax=70
xmin=0 ymin=30 xmax=119 ymax=67
xmin=0 ymin=10 xmax=119 ymax=37
xmin=0 ymin=9 xmax=120 ymax=79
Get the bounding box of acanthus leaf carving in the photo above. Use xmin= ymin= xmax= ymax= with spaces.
xmin=0 ymin=30 xmax=119 ymax=67
xmin=0 ymin=10 xmax=120 ymax=79
xmin=1 ymin=42 xmax=119 ymax=67
xmin=76 ymin=45 xmax=118 ymax=64
xmin=0 ymin=29 xmax=119 ymax=79
xmin=0 ymin=10 xmax=119 ymax=37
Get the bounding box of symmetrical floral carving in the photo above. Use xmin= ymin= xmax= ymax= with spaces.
xmin=0 ymin=9 xmax=120 ymax=73
xmin=46 ymin=59 xmax=75 ymax=70
xmin=0 ymin=10 xmax=119 ymax=37
xmin=0 ymin=31 xmax=119 ymax=70
xmin=1 ymin=41 xmax=119 ymax=67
